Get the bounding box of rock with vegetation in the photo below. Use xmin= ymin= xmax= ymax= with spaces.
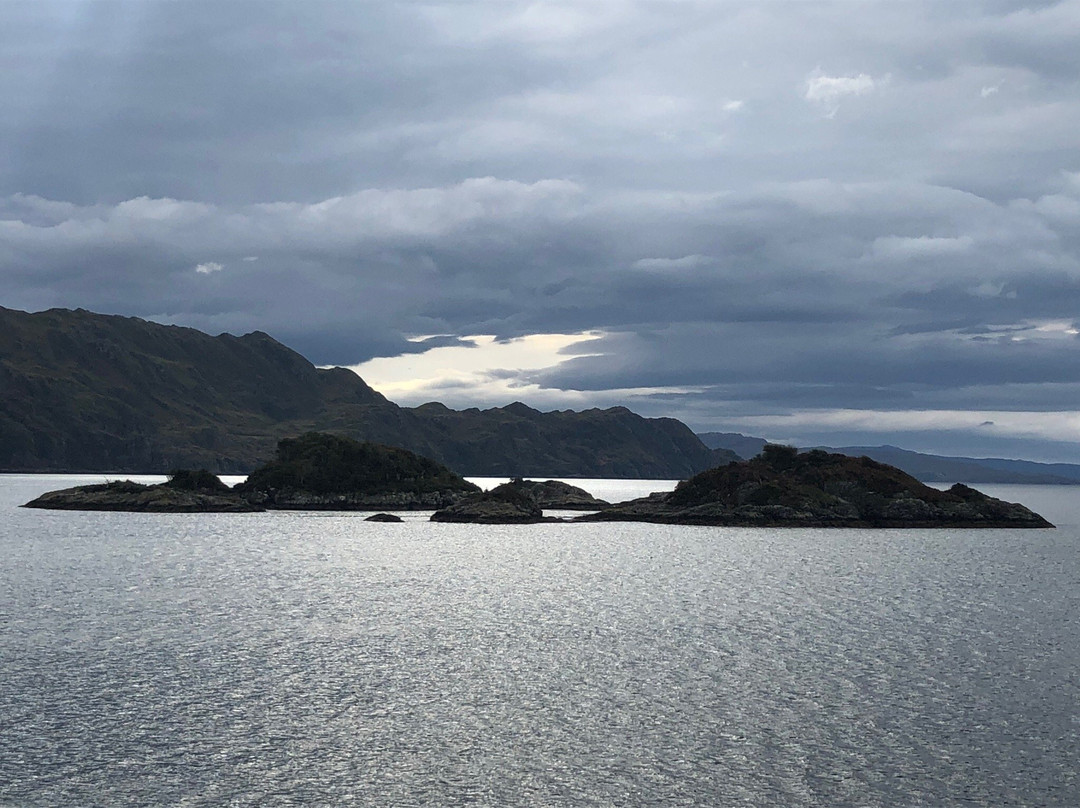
xmin=430 ymin=481 xmax=547 ymax=523
xmin=235 ymin=432 xmax=479 ymax=510
xmin=578 ymin=444 xmax=1054 ymax=528
xmin=511 ymin=479 xmax=610 ymax=510
xmin=24 ymin=434 xmax=478 ymax=513
xmin=698 ymin=431 xmax=1080 ymax=485
xmin=162 ymin=468 xmax=233 ymax=494
xmin=430 ymin=477 xmax=608 ymax=522
xmin=22 ymin=471 xmax=262 ymax=513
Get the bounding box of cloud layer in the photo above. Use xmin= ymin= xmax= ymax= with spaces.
xmin=3 ymin=0 xmax=1080 ymax=459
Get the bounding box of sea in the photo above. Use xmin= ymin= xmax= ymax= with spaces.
xmin=1 ymin=474 xmax=1078 ymax=807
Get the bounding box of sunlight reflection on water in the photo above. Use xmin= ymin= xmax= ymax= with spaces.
xmin=1 ymin=476 xmax=1077 ymax=806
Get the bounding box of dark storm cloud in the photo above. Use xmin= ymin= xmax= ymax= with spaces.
xmin=3 ymin=0 xmax=1080 ymax=457
xmin=0 ymin=2 xmax=575 ymax=204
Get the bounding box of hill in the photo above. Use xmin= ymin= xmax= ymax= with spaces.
xmin=827 ymin=445 xmax=1080 ymax=485
xmin=697 ymin=431 xmax=768 ymax=459
xmin=0 ymin=306 xmax=731 ymax=477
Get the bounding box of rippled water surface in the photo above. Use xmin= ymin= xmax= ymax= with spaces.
xmin=2 ymin=475 xmax=1079 ymax=806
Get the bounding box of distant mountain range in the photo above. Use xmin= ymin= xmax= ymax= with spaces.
xmin=698 ymin=432 xmax=1080 ymax=485
xmin=6 ymin=305 xmax=1072 ymax=483
xmin=0 ymin=306 xmax=735 ymax=477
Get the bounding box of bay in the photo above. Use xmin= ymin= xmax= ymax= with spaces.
xmin=1 ymin=474 xmax=1078 ymax=806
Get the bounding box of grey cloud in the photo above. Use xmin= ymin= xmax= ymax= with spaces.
xmin=4 ymin=171 xmax=1080 ymax=374
xmin=1 ymin=2 xmax=572 ymax=204
xmin=531 ymin=315 xmax=1080 ymax=393
xmin=3 ymin=0 xmax=1080 ymax=459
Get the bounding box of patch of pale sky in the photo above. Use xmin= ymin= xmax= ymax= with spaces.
xmin=345 ymin=331 xmax=603 ymax=404
xmin=804 ymin=70 xmax=876 ymax=117
xmin=344 ymin=330 xmax=709 ymax=410
xmin=969 ymin=281 xmax=1015 ymax=299
xmin=421 ymin=0 xmax=634 ymax=46
xmin=895 ymin=319 xmax=1078 ymax=345
xmin=870 ymin=234 xmax=976 ymax=260
xmin=632 ymin=254 xmax=713 ymax=271
xmin=1031 ymin=320 xmax=1080 ymax=337
xmin=732 ymin=409 xmax=1080 ymax=445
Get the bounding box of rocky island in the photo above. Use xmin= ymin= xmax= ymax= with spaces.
xmin=577 ymin=445 xmax=1054 ymax=528
xmin=431 ymin=481 xmax=546 ymax=523
xmin=511 ymin=479 xmax=611 ymax=510
xmin=23 ymin=433 xmax=479 ymax=513
xmin=234 ymin=432 xmax=479 ymax=510
xmin=23 ymin=439 xmax=1053 ymax=528
xmin=430 ymin=478 xmax=609 ymax=523
xmin=23 ymin=469 xmax=262 ymax=513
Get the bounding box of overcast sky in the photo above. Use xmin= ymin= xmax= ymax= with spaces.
xmin=3 ymin=0 xmax=1080 ymax=460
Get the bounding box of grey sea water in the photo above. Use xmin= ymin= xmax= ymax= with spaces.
xmin=1 ymin=475 xmax=1078 ymax=807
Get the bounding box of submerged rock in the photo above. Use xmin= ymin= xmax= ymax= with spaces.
xmin=365 ymin=512 xmax=404 ymax=522
xmin=577 ymin=445 xmax=1053 ymax=528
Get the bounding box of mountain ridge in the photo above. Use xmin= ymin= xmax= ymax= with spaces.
xmin=0 ymin=305 xmax=735 ymax=477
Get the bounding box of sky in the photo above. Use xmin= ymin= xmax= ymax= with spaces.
xmin=3 ymin=0 xmax=1080 ymax=461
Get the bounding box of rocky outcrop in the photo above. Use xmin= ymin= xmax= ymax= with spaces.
xmin=578 ymin=445 xmax=1053 ymax=528
xmin=430 ymin=478 xmax=609 ymax=522
xmin=512 ymin=479 xmax=610 ymax=510
xmin=235 ymin=432 xmax=479 ymax=510
xmin=22 ymin=479 xmax=262 ymax=513
xmin=431 ymin=481 xmax=547 ymax=523
xmin=25 ymin=434 xmax=479 ymax=513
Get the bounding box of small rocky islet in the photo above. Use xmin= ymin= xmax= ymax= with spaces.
xmin=23 ymin=436 xmax=1052 ymax=528
xmin=23 ymin=475 xmax=261 ymax=513
xmin=23 ymin=433 xmax=480 ymax=513
xmin=578 ymin=444 xmax=1053 ymax=528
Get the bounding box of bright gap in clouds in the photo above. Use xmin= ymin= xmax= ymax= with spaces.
xmin=343 ymin=331 xmax=604 ymax=408
xmin=732 ymin=409 xmax=1080 ymax=446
